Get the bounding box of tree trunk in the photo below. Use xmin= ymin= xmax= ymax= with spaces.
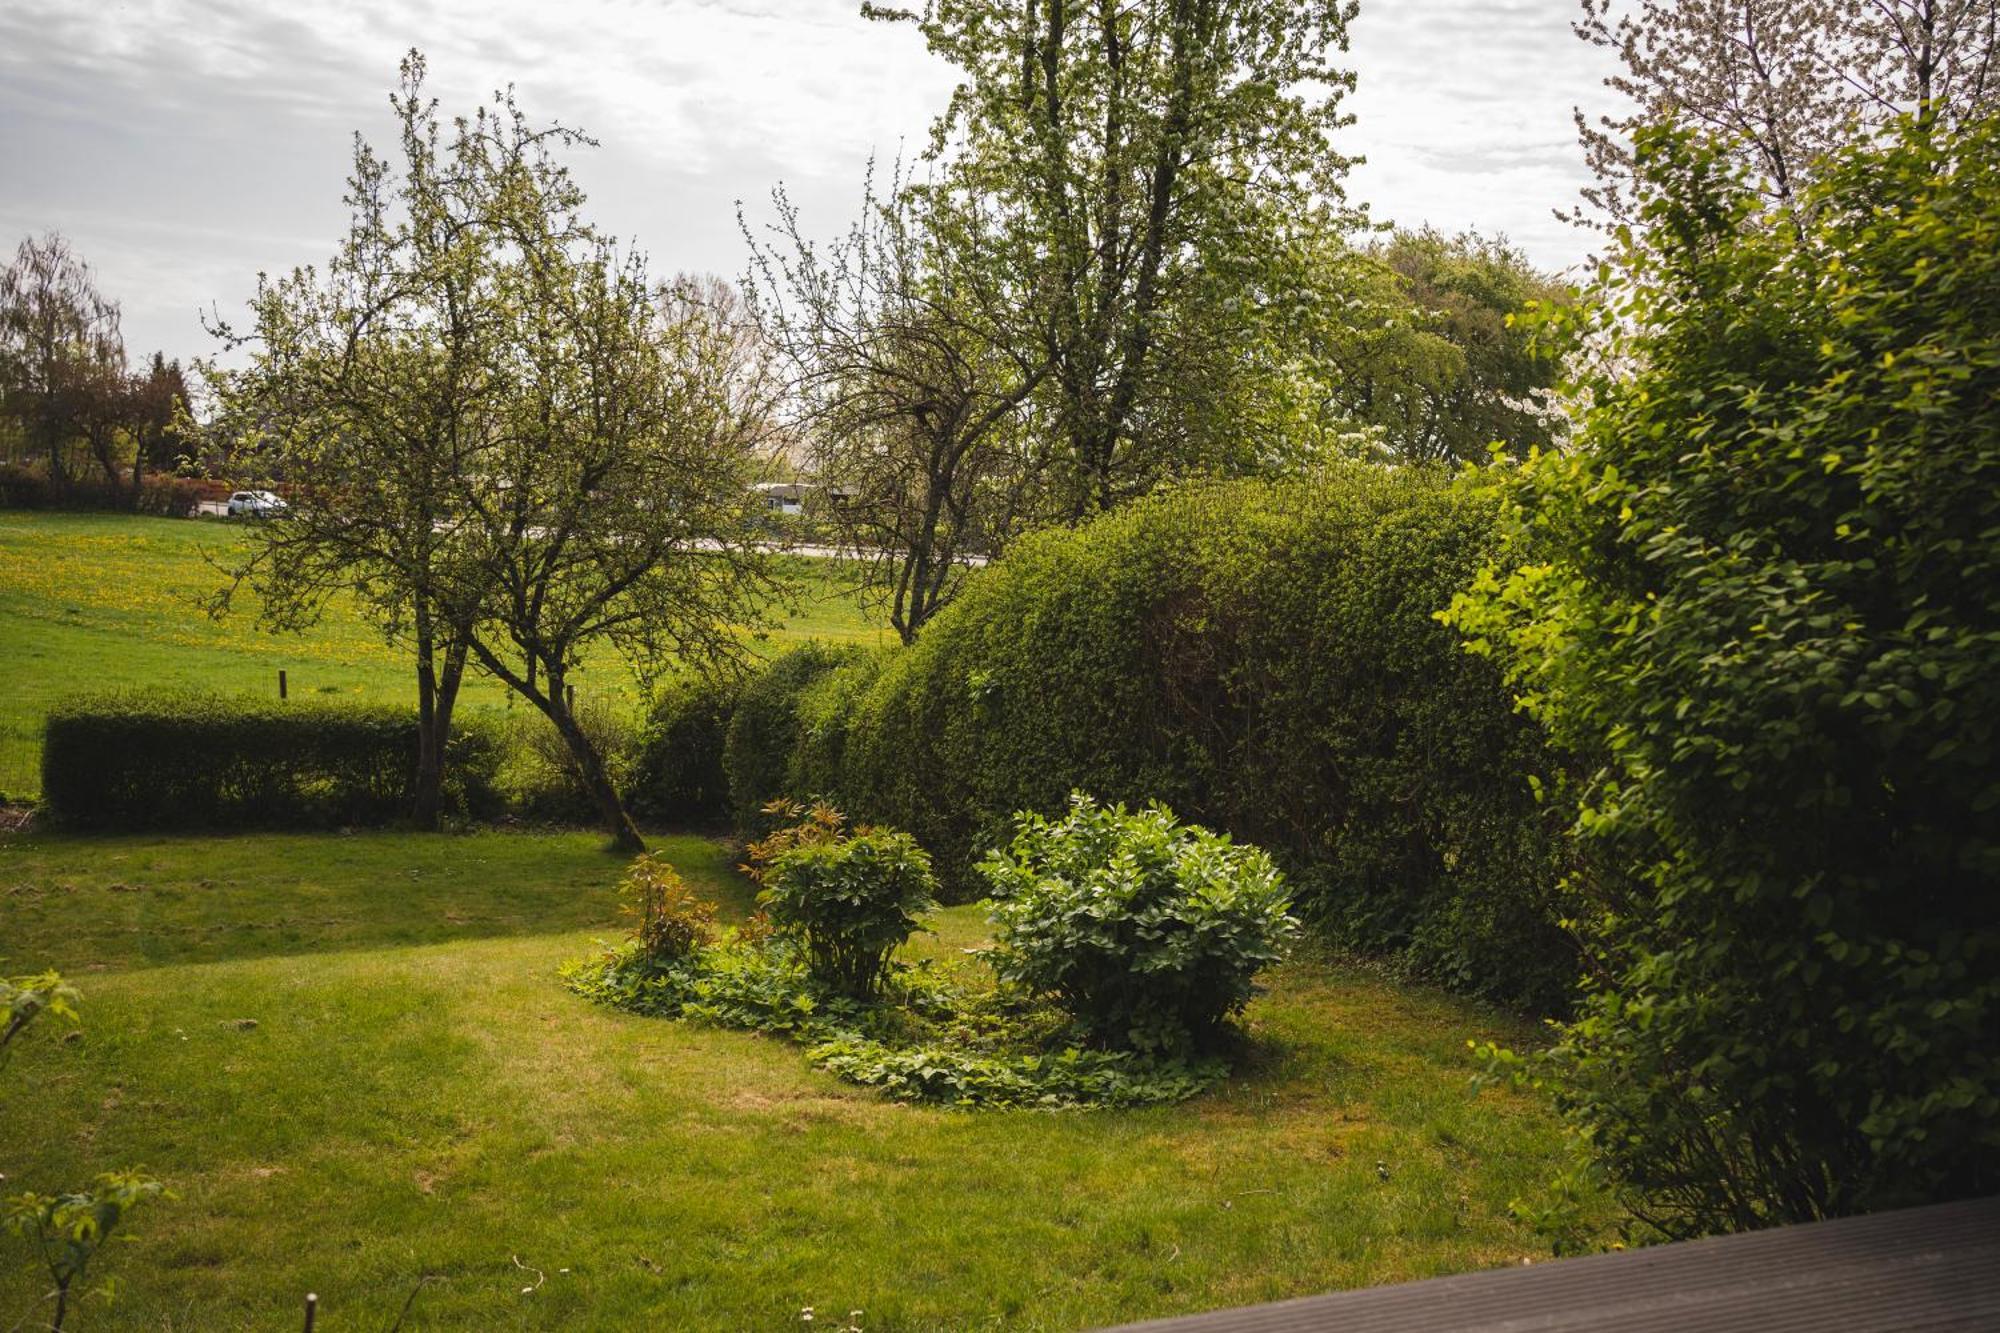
xmin=545 ymin=678 xmax=645 ymax=853
xmin=411 ymin=624 xmax=468 ymax=832
xmin=463 ymin=638 xmax=644 ymax=853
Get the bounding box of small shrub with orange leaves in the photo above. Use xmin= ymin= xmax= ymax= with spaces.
xmin=740 ymin=798 xmax=848 ymax=885
xmin=620 ymin=854 xmax=718 ymax=965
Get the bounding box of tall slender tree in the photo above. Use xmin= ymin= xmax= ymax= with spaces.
xmin=745 ymin=167 xmax=1049 ymax=642
xmin=874 ymin=0 xmax=1367 ymax=518
xmin=0 ymin=233 xmax=124 ymax=486
xmin=213 ymin=55 xmax=782 ymax=843
xmin=208 ymin=54 xmax=540 ymax=828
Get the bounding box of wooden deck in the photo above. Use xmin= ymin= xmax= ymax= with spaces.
xmin=1105 ymin=1194 xmax=2000 ymax=1332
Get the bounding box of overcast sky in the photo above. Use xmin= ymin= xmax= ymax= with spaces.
xmin=0 ymin=0 xmax=1622 ymax=366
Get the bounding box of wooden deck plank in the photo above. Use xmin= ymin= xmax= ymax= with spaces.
xmin=1104 ymin=1194 xmax=2000 ymax=1333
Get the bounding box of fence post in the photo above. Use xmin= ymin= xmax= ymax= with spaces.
xmin=279 ymin=669 xmax=288 ymax=700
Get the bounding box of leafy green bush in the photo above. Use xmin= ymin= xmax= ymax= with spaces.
xmin=826 ymin=468 xmax=1575 ymax=1010
xmin=980 ymin=794 xmax=1297 ymax=1052
xmin=760 ymin=825 xmax=938 ymax=999
xmin=618 ymin=854 xmax=718 ymax=964
xmin=40 ymin=692 xmax=496 ymax=830
xmin=5 ymin=1173 xmax=167 ymax=1331
xmin=493 ymin=697 xmax=638 ymax=825
xmin=1446 ymin=117 xmax=2000 ymax=1235
xmin=628 ymin=671 xmax=741 ymax=827
xmin=723 ymin=643 xmax=868 ymax=834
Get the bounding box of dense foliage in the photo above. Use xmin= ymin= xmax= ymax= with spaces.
xmin=628 ymin=671 xmax=741 ymax=826
xmin=722 ymin=643 xmax=869 ymax=833
xmin=981 ymin=796 xmax=1298 ymax=1052
xmin=753 ymin=468 xmax=1574 ymax=1011
xmin=1330 ymin=229 xmax=1573 ymax=464
xmin=564 ymin=842 xmax=1229 ymax=1110
xmin=1447 ymin=118 xmax=2000 ymax=1235
xmin=40 ymin=693 xmax=497 ymax=830
xmin=759 ymin=825 xmax=938 ymax=1000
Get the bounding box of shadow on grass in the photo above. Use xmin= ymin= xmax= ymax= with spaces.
xmin=0 ymin=824 xmax=753 ymax=974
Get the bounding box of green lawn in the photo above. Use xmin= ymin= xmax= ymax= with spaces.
xmin=0 ymin=827 xmax=1593 ymax=1330
xmin=0 ymin=512 xmax=888 ymax=799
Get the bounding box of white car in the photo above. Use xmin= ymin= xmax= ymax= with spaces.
xmin=227 ymin=489 xmax=288 ymax=518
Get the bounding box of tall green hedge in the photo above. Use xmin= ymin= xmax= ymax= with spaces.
xmin=743 ymin=468 xmax=1576 ymax=1011
xmin=722 ymin=643 xmax=874 ymax=835
xmin=42 ymin=693 xmax=431 ymax=830
xmin=629 ymin=671 xmax=743 ymax=827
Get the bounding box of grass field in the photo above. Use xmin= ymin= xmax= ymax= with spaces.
xmin=0 ymin=512 xmax=888 ymax=799
xmin=0 ymin=826 xmax=1595 ymax=1331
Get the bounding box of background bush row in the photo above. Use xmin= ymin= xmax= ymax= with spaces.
xmin=39 ymin=467 xmax=1575 ymax=1010
xmin=0 ymin=463 xmax=203 ymax=517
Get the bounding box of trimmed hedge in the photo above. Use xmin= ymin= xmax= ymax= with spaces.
xmin=629 ymin=671 xmax=743 ymax=827
xmin=722 ymin=642 xmax=872 ymax=835
xmin=43 ymin=693 xmax=433 ymax=830
xmin=743 ymin=468 xmax=1577 ymax=1012
xmin=0 ymin=464 xmax=202 ymax=516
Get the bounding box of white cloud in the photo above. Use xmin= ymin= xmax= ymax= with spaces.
xmin=0 ymin=0 xmax=1621 ymax=363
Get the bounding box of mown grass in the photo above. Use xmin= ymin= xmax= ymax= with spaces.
xmin=0 ymin=512 xmax=888 ymax=799
xmin=0 ymin=827 xmax=1597 ymax=1330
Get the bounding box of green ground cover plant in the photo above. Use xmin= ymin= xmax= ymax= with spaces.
xmin=566 ymin=799 xmax=1302 ymax=1111
xmin=0 ymin=823 xmax=1612 ymax=1328
xmin=0 ymin=512 xmax=885 ymax=800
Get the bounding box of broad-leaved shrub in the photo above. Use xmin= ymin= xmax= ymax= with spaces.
xmin=1447 ymin=117 xmax=2000 ymax=1235
xmin=619 ymin=854 xmax=718 ymax=965
xmin=981 ymin=794 xmax=1298 ymax=1052
xmin=760 ymin=824 xmax=938 ymax=1000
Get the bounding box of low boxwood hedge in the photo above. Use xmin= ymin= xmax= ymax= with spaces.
xmin=43 ymin=693 xmax=431 ymax=830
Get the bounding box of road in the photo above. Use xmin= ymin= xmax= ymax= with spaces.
xmin=188 ymin=505 xmax=989 ymax=566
